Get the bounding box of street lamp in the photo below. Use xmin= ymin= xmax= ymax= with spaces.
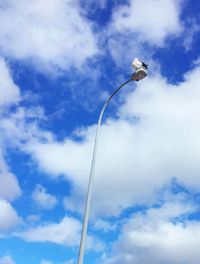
xmin=77 ymin=58 xmax=148 ymax=264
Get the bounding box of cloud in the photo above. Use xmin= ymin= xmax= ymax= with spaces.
xmin=182 ymin=18 xmax=199 ymax=51
xmin=0 ymin=0 xmax=98 ymax=73
xmin=110 ymin=0 xmax=182 ymax=45
xmin=101 ymin=196 xmax=200 ymax=264
xmin=94 ymin=219 xmax=117 ymax=233
xmin=26 ymin=214 xmax=41 ymax=223
xmin=25 ymin=63 xmax=200 ymax=218
xmin=105 ymin=0 xmax=183 ymax=68
xmin=40 ymin=260 xmax=74 ymax=264
xmin=0 ymin=57 xmax=20 ymax=107
xmin=0 ymin=108 xmax=49 ymax=204
xmin=61 ymin=260 xmax=74 ymax=264
xmin=16 ymin=216 xmax=81 ymax=247
xmin=0 ymin=199 xmax=21 ymax=232
xmin=0 ymin=58 xmax=21 ymax=202
xmin=0 ymin=106 xmax=52 ymax=147
xmin=32 ymin=184 xmax=57 ymax=210
xmin=40 ymin=260 xmax=54 ymax=264
xmin=15 ymin=215 xmax=104 ymax=251
xmin=0 ymin=256 xmax=15 ymax=264
xmin=80 ymin=0 xmax=107 ymax=11
xmin=0 ymin=153 xmax=21 ymax=201
xmin=26 ymin=137 xmax=92 ymax=185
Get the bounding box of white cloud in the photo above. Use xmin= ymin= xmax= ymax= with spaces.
xmin=101 ymin=197 xmax=200 ymax=264
xmin=26 ymin=214 xmax=41 ymax=223
xmin=0 ymin=107 xmax=50 ymax=205
xmin=25 ymin=64 xmax=200 ymax=218
xmin=16 ymin=216 xmax=81 ymax=247
xmin=0 ymin=199 xmax=21 ymax=232
xmin=0 ymin=57 xmax=20 ymax=107
xmin=32 ymin=184 xmax=57 ymax=210
xmin=60 ymin=260 xmax=74 ymax=264
xmin=0 ymin=255 xmax=15 ymax=264
xmin=0 ymin=153 xmax=21 ymax=201
xmin=94 ymin=219 xmax=117 ymax=233
xmin=0 ymin=54 xmax=52 ymax=157
xmin=15 ymin=215 xmax=104 ymax=251
xmin=41 ymin=261 xmax=74 ymax=264
xmin=110 ymin=0 xmax=182 ymax=45
xmin=40 ymin=260 xmax=54 ymax=264
xmin=0 ymin=58 xmax=21 ymax=202
xmin=182 ymin=18 xmax=199 ymax=51
xmin=27 ymin=138 xmax=92 ymax=186
xmin=0 ymin=106 xmax=52 ymax=147
xmin=0 ymin=0 xmax=98 ymax=73
xmin=105 ymin=0 xmax=183 ymax=68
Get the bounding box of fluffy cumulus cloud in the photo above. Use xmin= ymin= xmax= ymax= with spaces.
xmin=0 ymin=57 xmax=22 ymax=237
xmin=0 ymin=1 xmax=199 ymax=261
xmin=0 ymin=58 xmax=22 ymax=201
xmin=25 ymin=63 xmax=200 ymax=218
xmin=110 ymin=0 xmax=182 ymax=45
xmin=0 ymin=255 xmax=15 ymax=264
xmin=106 ymin=0 xmax=183 ymax=68
xmin=32 ymin=184 xmax=57 ymax=210
xmin=0 ymin=106 xmax=52 ymax=148
xmin=15 ymin=215 xmax=103 ymax=250
xmin=0 ymin=154 xmax=21 ymax=201
xmin=26 ymin=137 xmax=92 ymax=186
xmin=0 ymin=0 xmax=98 ymax=72
xmin=0 ymin=57 xmax=20 ymax=107
xmin=0 ymin=199 xmax=21 ymax=232
xmin=101 ymin=196 xmax=200 ymax=264
xmin=16 ymin=216 xmax=81 ymax=246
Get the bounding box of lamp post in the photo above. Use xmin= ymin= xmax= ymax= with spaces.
xmin=77 ymin=59 xmax=148 ymax=264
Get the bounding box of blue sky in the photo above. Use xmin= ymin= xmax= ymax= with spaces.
xmin=0 ymin=0 xmax=200 ymax=264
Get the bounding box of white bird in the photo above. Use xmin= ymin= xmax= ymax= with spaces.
xmin=132 ymin=58 xmax=143 ymax=70
xmin=131 ymin=58 xmax=148 ymax=81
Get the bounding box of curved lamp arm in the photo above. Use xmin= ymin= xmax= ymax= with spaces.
xmin=77 ymin=78 xmax=133 ymax=264
xmin=77 ymin=61 xmax=148 ymax=264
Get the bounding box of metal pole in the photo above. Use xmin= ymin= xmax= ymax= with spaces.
xmin=77 ymin=78 xmax=133 ymax=264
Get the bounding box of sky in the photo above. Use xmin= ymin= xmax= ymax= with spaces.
xmin=0 ymin=0 xmax=200 ymax=263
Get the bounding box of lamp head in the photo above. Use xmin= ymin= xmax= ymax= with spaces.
xmin=131 ymin=58 xmax=148 ymax=81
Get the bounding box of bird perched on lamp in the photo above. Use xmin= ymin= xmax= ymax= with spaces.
xmin=132 ymin=58 xmax=148 ymax=81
